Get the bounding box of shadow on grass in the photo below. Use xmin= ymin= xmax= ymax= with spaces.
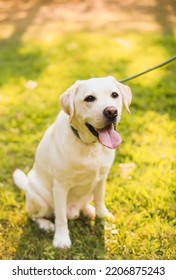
xmin=0 ymin=0 xmax=49 ymax=86
xmin=154 ymin=0 xmax=175 ymax=36
xmin=15 ymin=216 xmax=105 ymax=260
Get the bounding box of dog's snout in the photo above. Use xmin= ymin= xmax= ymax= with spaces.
xmin=103 ymin=106 xmax=118 ymax=120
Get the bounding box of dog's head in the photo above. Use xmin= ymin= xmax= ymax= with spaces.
xmin=60 ymin=76 xmax=132 ymax=149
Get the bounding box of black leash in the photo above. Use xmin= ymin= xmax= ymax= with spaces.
xmin=119 ymin=55 xmax=176 ymax=83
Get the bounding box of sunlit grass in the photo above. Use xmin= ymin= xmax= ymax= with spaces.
xmin=0 ymin=23 xmax=176 ymax=260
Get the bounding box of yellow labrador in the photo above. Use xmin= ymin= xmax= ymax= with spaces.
xmin=13 ymin=76 xmax=132 ymax=249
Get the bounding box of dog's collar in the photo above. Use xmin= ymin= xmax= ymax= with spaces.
xmin=71 ymin=126 xmax=80 ymax=139
xmin=71 ymin=125 xmax=97 ymax=144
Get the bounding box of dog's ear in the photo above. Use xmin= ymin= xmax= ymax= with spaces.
xmin=108 ymin=76 xmax=132 ymax=114
xmin=60 ymin=81 xmax=80 ymax=121
xmin=120 ymin=83 xmax=132 ymax=114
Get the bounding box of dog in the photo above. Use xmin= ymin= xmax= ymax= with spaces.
xmin=13 ymin=76 xmax=132 ymax=249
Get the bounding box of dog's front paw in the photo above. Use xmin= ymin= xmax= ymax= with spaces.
xmin=96 ymin=206 xmax=114 ymax=220
xmin=53 ymin=232 xmax=71 ymax=249
xmin=82 ymin=204 xmax=96 ymax=219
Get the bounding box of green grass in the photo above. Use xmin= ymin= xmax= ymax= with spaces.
xmin=0 ymin=18 xmax=176 ymax=259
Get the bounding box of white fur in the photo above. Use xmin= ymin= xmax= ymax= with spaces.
xmin=13 ymin=76 xmax=132 ymax=249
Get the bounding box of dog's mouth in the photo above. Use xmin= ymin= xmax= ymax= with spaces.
xmin=85 ymin=123 xmax=122 ymax=149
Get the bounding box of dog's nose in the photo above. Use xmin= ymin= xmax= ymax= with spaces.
xmin=103 ymin=106 xmax=118 ymax=120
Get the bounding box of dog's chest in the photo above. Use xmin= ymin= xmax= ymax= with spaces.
xmin=70 ymin=164 xmax=104 ymax=186
xmin=51 ymin=136 xmax=115 ymax=193
xmin=66 ymin=164 xmax=107 ymax=201
xmin=60 ymin=147 xmax=114 ymax=191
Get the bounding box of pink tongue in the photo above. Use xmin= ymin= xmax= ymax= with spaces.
xmin=98 ymin=124 xmax=122 ymax=149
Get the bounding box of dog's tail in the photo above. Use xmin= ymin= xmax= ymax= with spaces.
xmin=13 ymin=169 xmax=28 ymax=192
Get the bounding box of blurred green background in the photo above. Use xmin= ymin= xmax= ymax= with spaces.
xmin=0 ymin=0 xmax=175 ymax=259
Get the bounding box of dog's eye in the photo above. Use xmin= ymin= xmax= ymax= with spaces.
xmin=111 ymin=92 xmax=119 ymax=98
xmin=84 ymin=95 xmax=96 ymax=102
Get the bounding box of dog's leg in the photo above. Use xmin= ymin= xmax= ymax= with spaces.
xmin=52 ymin=180 xmax=71 ymax=249
xmin=94 ymin=178 xmax=114 ymax=219
xmin=26 ymin=195 xmax=55 ymax=232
